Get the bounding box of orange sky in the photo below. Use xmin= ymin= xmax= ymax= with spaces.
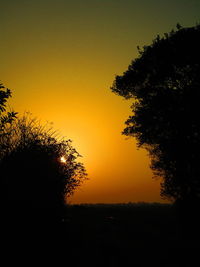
xmin=0 ymin=0 xmax=199 ymax=203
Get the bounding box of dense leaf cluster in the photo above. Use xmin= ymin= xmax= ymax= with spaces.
xmin=0 ymin=83 xmax=17 ymax=134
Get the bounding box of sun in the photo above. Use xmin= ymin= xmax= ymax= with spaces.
xmin=60 ymin=156 xmax=67 ymax=163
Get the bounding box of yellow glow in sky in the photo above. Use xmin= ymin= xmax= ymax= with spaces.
xmin=0 ymin=0 xmax=199 ymax=203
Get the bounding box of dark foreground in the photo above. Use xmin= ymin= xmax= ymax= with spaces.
xmin=1 ymin=203 xmax=199 ymax=266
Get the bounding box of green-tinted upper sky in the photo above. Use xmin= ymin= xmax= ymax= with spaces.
xmin=0 ymin=0 xmax=199 ymax=203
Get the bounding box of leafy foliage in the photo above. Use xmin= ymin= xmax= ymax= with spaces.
xmin=111 ymin=24 xmax=200 ymax=201
xmin=0 ymin=114 xmax=87 ymax=209
xmin=0 ymin=82 xmax=17 ymax=134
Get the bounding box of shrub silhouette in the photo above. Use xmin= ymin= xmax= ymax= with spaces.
xmin=111 ymin=24 xmax=200 ymax=206
xmin=0 ymin=115 xmax=87 ymax=212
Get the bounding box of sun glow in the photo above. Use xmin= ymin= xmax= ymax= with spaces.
xmin=60 ymin=156 xmax=67 ymax=163
xmin=0 ymin=0 xmax=184 ymax=203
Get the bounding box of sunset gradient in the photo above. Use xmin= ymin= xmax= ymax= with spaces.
xmin=0 ymin=0 xmax=199 ymax=203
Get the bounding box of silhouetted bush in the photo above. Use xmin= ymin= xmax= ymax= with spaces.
xmin=0 ymin=114 xmax=87 ymax=213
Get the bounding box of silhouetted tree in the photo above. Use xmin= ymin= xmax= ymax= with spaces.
xmin=0 ymin=114 xmax=87 ymax=213
xmin=111 ymin=24 xmax=200 ymax=205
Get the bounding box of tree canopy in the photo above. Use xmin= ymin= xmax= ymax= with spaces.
xmin=111 ymin=24 xmax=200 ymax=202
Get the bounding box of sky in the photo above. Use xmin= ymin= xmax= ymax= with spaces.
xmin=0 ymin=0 xmax=199 ymax=203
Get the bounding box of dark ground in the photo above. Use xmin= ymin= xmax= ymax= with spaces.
xmin=1 ymin=203 xmax=199 ymax=266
